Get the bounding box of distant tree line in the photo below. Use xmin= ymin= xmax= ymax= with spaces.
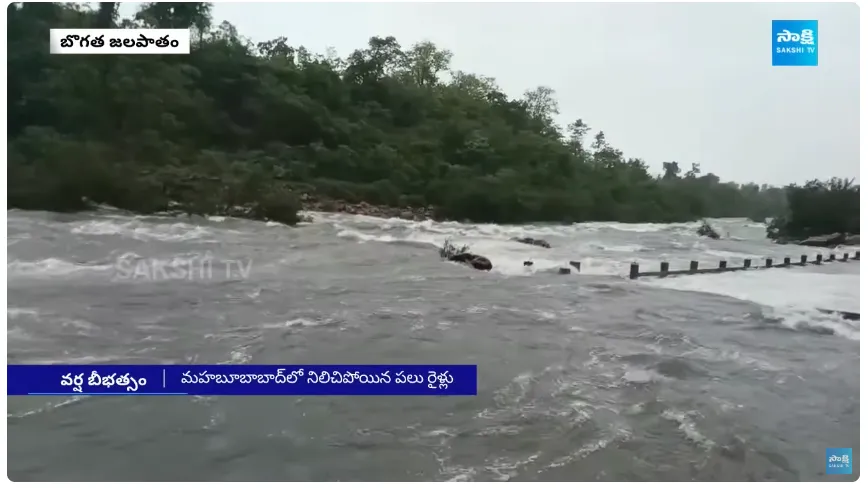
xmin=766 ymin=178 xmax=859 ymax=241
xmin=8 ymin=2 xmax=851 ymax=233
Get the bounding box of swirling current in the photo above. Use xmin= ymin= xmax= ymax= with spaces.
xmin=7 ymin=208 xmax=860 ymax=481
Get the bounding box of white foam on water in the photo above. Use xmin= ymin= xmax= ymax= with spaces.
xmin=704 ymin=248 xmax=764 ymax=260
xmin=644 ymin=268 xmax=860 ymax=340
xmin=70 ymin=219 xmax=212 ymax=242
xmin=577 ymin=221 xmax=699 ymax=235
xmin=7 ymin=396 xmax=86 ymax=419
xmin=336 ymin=228 xmax=402 ymax=244
xmin=216 ymin=347 xmax=252 ymax=365
xmin=318 ymin=212 xmax=859 ymax=277
xmin=316 ymin=212 xmax=860 ymax=341
xmin=539 ymin=425 xmax=632 ymax=475
xmin=7 ymin=258 xmax=114 ymax=278
xmin=660 ymin=409 xmax=715 ymax=450
xmin=7 ymin=307 xmax=41 ymax=319
xmin=32 ymin=211 xmax=856 ymax=342
xmin=327 ymin=213 xmax=648 ymax=277
xmin=445 ymin=237 xmax=575 ymax=277
xmin=7 ymin=233 xmax=31 ymax=246
xmin=269 ymin=318 xmax=332 ymax=329
xmin=24 ymin=355 xmax=133 ymax=364
xmin=591 ymin=243 xmax=650 ymax=253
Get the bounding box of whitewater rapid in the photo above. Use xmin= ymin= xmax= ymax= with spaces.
xmin=315 ymin=212 xmax=861 ymax=341
xmin=8 ymin=210 xmax=861 ymax=342
xmin=7 ymin=209 xmax=861 ymax=481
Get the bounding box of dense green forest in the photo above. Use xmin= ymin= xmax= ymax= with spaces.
xmin=7 ymin=2 xmax=854 ymax=235
xmin=766 ymin=178 xmax=860 ymax=242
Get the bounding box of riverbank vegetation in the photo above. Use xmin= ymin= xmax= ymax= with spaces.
xmin=8 ymin=2 xmax=852 ymax=233
xmin=766 ymin=178 xmax=860 ymax=243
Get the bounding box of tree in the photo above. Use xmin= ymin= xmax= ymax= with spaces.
xmin=662 ymin=161 xmax=681 ymax=180
xmin=136 ymin=2 xmax=211 ymax=30
xmin=400 ymin=41 xmax=452 ymax=87
xmin=449 ymin=71 xmax=499 ymax=100
xmin=565 ymin=118 xmax=590 ymax=158
xmin=9 ymin=2 xmax=816 ymax=227
xmin=522 ymin=86 xmax=559 ymax=122
xmin=94 ymin=2 xmax=117 ymax=28
xmin=767 ymin=178 xmax=859 ymax=241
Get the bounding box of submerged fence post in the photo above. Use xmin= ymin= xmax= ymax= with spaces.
xmin=659 ymin=262 xmax=669 ymax=278
xmin=623 ymin=249 xmax=857 ymax=281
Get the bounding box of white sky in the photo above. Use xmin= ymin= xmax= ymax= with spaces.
xmin=117 ymin=2 xmax=861 ymax=186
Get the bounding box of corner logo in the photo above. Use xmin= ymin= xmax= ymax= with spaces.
xmin=772 ymin=20 xmax=818 ymax=66
xmin=826 ymin=448 xmax=853 ymax=475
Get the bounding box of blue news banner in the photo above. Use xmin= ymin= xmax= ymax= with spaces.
xmin=7 ymin=365 xmax=478 ymax=396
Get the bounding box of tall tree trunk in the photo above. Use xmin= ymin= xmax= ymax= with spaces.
xmin=95 ymin=2 xmax=116 ymax=28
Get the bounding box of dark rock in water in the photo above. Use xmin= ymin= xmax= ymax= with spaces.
xmin=511 ymin=237 xmax=552 ymax=248
xmin=523 ymin=261 xmax=534 ymax=266
xmin=558 ymin=267 xmax=571 ymax=275
xmin=776 ymin=232 xmax=858 ymax=247
xmin=569 ymin=260 xmax=581 ymax=272
xmin=439 ymin=240 xmax=491 ymax=270
xmin=798 ymin=232 xmax=847 ymax=248
xmin=773 ymin=236 xmax=798 ymax=245
xmin=448 ymin=253 xmax=492 ymax=271
xmin=301 ymin=195 xmax=437 ymax=221
xmin=697 ymin=221 xmax=721 ymax=239
xmin=817 ymin=308 xmax=860 ymax=321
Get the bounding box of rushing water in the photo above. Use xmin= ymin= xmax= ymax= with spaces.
xmin=7 ymin=209 xmax=860 ymax=481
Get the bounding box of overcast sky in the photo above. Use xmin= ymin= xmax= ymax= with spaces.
xmin=120 ymin=2 xmax=861 ymax=186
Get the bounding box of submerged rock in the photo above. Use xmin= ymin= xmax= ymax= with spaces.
xmin=448 ymin=253 xmax=493 ymax=271
xmin=301 ymin=195 xmax=436 ymax=221
xmin=438 ymin=239 xmax=491 ymax=271
xmin=798 ymin=232 xmax=847 ymax=247
xmin=697 ymin=221 xmax=721 ymax=239
xmin=511 ymin=237 xmax=552 ymax=248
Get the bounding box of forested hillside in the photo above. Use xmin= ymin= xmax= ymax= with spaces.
xmin=6 ymin=2 xmax=805 ymax=226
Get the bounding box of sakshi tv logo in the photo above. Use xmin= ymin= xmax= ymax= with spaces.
xmin=772 ymin=20 xmax=818 ymax=66
xmin=826 ymin=448 xmax=853 ymax=475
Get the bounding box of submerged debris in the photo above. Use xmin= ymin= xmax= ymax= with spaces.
xmin=697 ymin=220 xmax=721 ymax=239
xmin=439 ymin=239 xmax=492 ymax=271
